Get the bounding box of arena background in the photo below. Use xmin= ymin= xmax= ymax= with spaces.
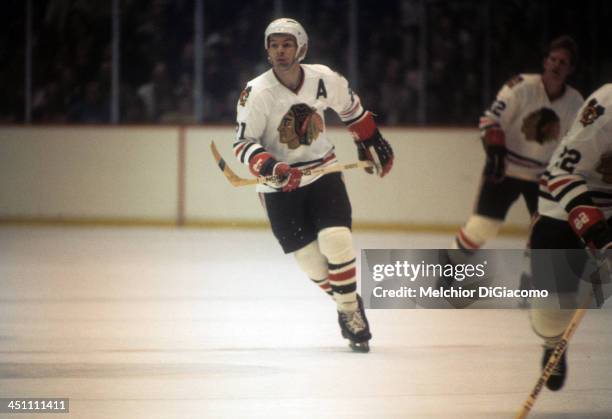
xmin=3 ymin=0 xmax=611 ymax=230
xmin=1 ymin=1 xmax=611 ymax=419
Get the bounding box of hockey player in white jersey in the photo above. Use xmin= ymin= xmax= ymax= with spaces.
xmin=450 ymin=36 xmax=583 ymax=256
xmin=529 ymin=83 xmax=612 ymax=391
xmin=233 ymin=18 xmax=393 ymax=352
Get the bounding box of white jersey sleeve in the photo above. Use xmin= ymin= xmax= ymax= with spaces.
xmin=323 ymin=68 xmax=366 ymax=125
xmin=234 ymin=82 xmax=270 ymax=169
xmin=538 ymin=84 xmax=612 ymax=220
xmin=480 ymin=75 xmax=524 ymax=131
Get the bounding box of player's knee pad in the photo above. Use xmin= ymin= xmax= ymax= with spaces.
xmin=317 ymin=227 xmax=354 ymax=263
xmin=293 ymin=240 xmax=328 ymax=280
xmin=529 ymin=307 xmax=575 ymax=342
xmin=454 ymin=215 xmax=502 ymax=249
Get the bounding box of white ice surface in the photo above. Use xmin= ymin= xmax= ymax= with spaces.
xmin=0 ymin=226 xmax=610 ymax=418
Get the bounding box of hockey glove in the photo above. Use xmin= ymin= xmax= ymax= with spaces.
xmin=568 ymin=205 xmax=612 ymax=250
xmin=273 ymin=162 xmax=302 ymax=192
xmin=354 ymin=130 xmax=394 ymax=177
xmin=348 ymin=111 xmax=393 ymax=177
xmin=249 ymin=151 xmax=277 ymax=176
xmin=248 ymin=151 xmax=302 ymax=192
xmin=481 ymin=126 xmax=507 ymax=183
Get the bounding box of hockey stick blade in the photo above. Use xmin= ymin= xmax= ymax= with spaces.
xmin=210 ymin=140 xmax=258 ymax=187
xmin=210 ymin=141 xmax=374 ymax=187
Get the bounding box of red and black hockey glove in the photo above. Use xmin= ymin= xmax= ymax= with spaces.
xmin=481 ymin=125 xmax=507 ymax=183
xmin=349 ymin=112 xmax=393 ymax=177
xmin=248 ymin=152 xmax=302 ymax=192
xmin=272 ymin=163 xmax=302 ymax=192
xmin=568 ymin=205 xmax=612 ymax=250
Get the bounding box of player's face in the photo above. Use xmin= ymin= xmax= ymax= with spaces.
xmin=267 ymin=34 xmax=299 ymax=71
xmin=543 ymin=48 xmax=573 ymax=83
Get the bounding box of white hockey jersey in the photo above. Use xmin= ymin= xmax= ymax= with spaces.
xmin=234 ymin=64 xmax=365 ymax=192
xmin=538 ymin=84 xmax=612 ymax=221
xmin=480 ymin=74 xmax=583 ymax=181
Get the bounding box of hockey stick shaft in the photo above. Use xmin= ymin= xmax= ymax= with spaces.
xmin=515 ymin=306 xmax=587 ymax=419
xmin=210 ymin=140 xmax=374 ymax=187
xmin=515 ymin=247 xmax=610 ymax=419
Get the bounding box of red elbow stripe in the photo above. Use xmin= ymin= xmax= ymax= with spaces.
xmin=548 ymin=177 xmax=573 ymax=192
xmin=234 ymin=142 xmax=247 ymax=157
xmin=340 ymin=101 xmax=361 ymax=118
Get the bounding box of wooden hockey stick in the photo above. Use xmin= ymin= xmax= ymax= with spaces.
xmin=210 ymin=140 xmax=375 ymax=187
xmin=515 ymin=266 xmax=607 ymax=419
xmin=514 ymin=306 xmax=587 ymax=419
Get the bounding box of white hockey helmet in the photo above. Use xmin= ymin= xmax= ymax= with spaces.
xmin=264 ymin=18 xmax=308 ymax=62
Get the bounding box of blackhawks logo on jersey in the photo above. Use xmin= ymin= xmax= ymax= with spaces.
xmin=580 ymin=98 xmax=605 ymax=127
xmin=521 ymin=107 xmax=560 ymax=144
xmin=278 ymin=103 xmax=323 ymax=149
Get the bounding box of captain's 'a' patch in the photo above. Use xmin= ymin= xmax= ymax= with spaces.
xmin=580 ymin=98 xmax=605 ymax=127
xmin=316 ymin=79 xmax=327 ymax=99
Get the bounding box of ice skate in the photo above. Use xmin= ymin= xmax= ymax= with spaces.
xmin=337 ymin=295 xmax=371 ymax=353
xmin=542 ymin=345 xmax=567 ymax=391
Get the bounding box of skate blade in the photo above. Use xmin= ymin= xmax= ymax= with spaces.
xmin=349 ymin=341 xmax=370 ymax=353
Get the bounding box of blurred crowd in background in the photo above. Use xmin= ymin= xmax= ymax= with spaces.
xmin=1 ymin=0 xmax=610 ymax=126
